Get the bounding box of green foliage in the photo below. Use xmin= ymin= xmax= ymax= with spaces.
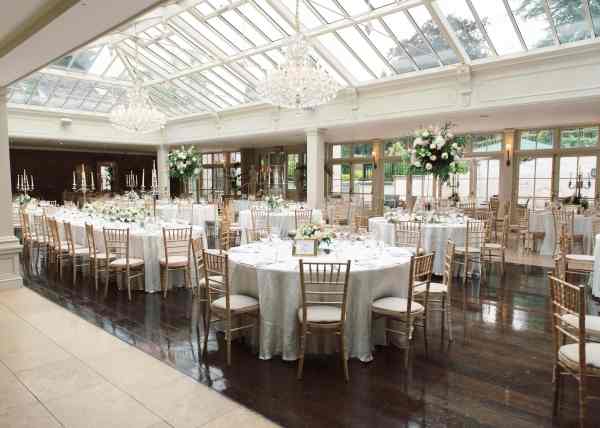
xmin=168 ymin=146 xmax=202 ymax=179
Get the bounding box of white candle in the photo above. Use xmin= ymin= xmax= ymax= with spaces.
xmin=30 ymin=175 xmax=34 ymax=189
xmin=142 ymin=169 xmax=145 ymax=188
xmin=91 ymin=173 xmax=94 ymax=189
xmin=17 ymin=174 xmax=20 ymax=189
xmin=73 ymin=171 xmax=76 ymax=187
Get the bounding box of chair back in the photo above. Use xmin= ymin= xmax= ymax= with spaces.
xmin=251 ymin=208 xmax=270 ymax=230
xmin=552 ymin=208 xmax=575 ymax=242
xmin=63 ymin=222 xmax=79 ymax=256
xmin=103 ymin=228 xmax=130 ymax=262
xmin=294 ymin=209 xmax=313 ymax=230
xmin=191 ymin=237 xmax=204 ymax=282
xmin=331 ymin=202 xmax=351 ymax=225
xmin=202 ymin=250 xmax=230 ymax=309
xmin=413 ymin=252 xmax=434 ymax=289
xmin=548 ymin=275 xmax=586 ymax=369
xmin=13 ymin=205 xmax=21 ymax=227
xmin=48 ymin=218 xmax=63 ymax=250
xmin=162 ymin=227 xmax=192 ymax=263
xmin=394 ymin=221 xmax=422 ymax=254
xmin=20 ymin=211 xmax=32 ymax=241
xmin=442 ymin=240 xmax=456 ymax=289
xmin=33 ymin=215 xmax=49 ymax=245
xmin=219 ymin=221 xmax=242 ymax=250
xmin=465 ymin=220 xmax=486 ymax=251
xmin=245 ymin=227 xmax=271 ymax=243
xmin=298 ymin=260 xmax=351 ymax=324
xmin=85 ymin=223 xmax=99 ymax=256
xmin=553 ymin=253 xmax=566 ymax=280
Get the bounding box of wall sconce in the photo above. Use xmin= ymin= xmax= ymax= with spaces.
xmin=505 ymin=141 xmax=512 ymax=167
xmin=372 ymin=149 xmax=379 ymax=169
xmin=504 ymin=130 xmax=514 ymax=167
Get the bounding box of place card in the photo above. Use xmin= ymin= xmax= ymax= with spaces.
xmin=293 ymin=239 xmax=318 ymax=257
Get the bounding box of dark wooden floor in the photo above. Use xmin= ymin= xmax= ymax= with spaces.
xmin=19 ymin=250 xmax=600 ymax=428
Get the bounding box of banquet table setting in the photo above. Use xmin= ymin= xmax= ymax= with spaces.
xmin=239 ymin=207 xmax=323 ymax=240
xmin=47 ymin=208 xmax=206 ymax=293
xmin=155 ymin=202 xmax=217 ymax=227
xmin=528 ymin=210 xmax=594 ymax=255
xmin=227 ymin=238 xmax=412 ymax=362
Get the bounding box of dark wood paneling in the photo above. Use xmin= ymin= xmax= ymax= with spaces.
xmin=10 ymin=148 xmax=156 ymax=203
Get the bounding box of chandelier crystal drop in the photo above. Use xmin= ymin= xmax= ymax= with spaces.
xmin=258 ymin=0 xmax=341 ymax=110
xmin=109 ymin=79 xmax=166 ymax=133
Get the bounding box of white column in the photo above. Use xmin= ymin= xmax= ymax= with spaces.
xmin=157 ymin=144 xmax=170 ymax=200
xmin=0 ymin=88 xmax=23 ymax=290
xmin=306 ymin=128 xmax=326 ymax=209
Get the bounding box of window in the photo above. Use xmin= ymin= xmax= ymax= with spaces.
xmin=560 ymin=127 xmax=598 ymax=149
xmin=230 ymin=151 xmax=241 ymax=163
xmin=441 ymin=170 xmax=470 ymax=200
xmin=519 ymin=130 xmax=553 ymax=150
xmin=518 ymin=157 xmax=553 ymax=209
xmin=331 ymin=164 xmax=351 ymax=194
xmin=352 ymin=143 xmax=372 ymax=158
xmin=384 ymin=160 xmax=410 ymax=207
xmin=475 ymin=159 xmax=500 ymax=202
xmin=352 ymin=163 xmax=374 ymax=205
xmin=384 ymin=140 xmax=408 ymax=157
xmin=412 ymin=173 xmax=434 ymax=198
xmin=558 ymin=156 xmax=596 ymax=199
xmin=332 ymin=144 xmax=352 ymax=159
xmin=471 ymin=134 xmax=502 ymax=152
xmin=287 ymin=153 xmax=299 ymax=191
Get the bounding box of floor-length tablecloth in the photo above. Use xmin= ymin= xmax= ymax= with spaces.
xmin=228 ymin=241 xmax=412 ymax=362
xmin=157 ymin=204 xmax=217 ymax=226
xmin=51 ymin=212 xmax=206 ymax=293
xmin=238 ymin=209 xmax=323 ymax=239
xmin=369 ymin=217 xmax=470 ymax=275
xmin=528 ymin=211 xmax=593 ymax=255
xmin=591 ymin=234 xmax=600 ymax=298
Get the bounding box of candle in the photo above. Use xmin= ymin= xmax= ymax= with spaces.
xmin=17 ymin=174 xmax=20 ymax=189
xmin=142 ymin=169 xmax=145 ymax=188
xmin=91 ymin=173 xmax=94 ymax=190
xmin=30 ymin=175 xmax=34 ymax=189
xmin=73 ymin=171 xmax=76 ymax=187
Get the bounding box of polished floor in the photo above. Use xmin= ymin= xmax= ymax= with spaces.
xmin=0 ymin=287 xmax=274 ymax=428
xmin=18 ymin=246 xmax=600 ymax=428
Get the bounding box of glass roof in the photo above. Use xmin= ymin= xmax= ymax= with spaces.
xmin=8 ymin=0 xmax=600 ymax=118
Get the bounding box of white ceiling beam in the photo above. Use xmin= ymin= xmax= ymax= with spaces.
xmin=423 ymin=0 xmax=470 ymax=65
xmin=35 ymin=67 xmax=132 ymax=86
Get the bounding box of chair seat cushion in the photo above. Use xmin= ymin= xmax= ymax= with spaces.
xmin=558 ymin=343 xmax=600 ymax=374
xmin=561 ymin=314 xmax=600 ymax=340
xmin=414 ymin=282 xmax=447 ymax=294
xmin=482 ymin=243 xmax=503 ymax=250
xmin=160 ymin=255 xmax=189 ymax=267
xmin=298 ymin=305 xmax=342 ymax=323
xmin=73 ymin=247 xmax=89 ymax=255
xmin=91 ymin=252 xmax=113 ymax=260
xmin=566 ymin=254 xmax=594 ymax=262
xmin=110 ymin=258 xmax=144 ymax=268
xmin=197 ymin=275 xmax=224 ymax=286
xmin=211 ymin=294 xmax=258 ymax=312
xmin=455 ymin=246 xmax=481 ymax=253
xmin=372 ymin=297 xmax=424 ymax=316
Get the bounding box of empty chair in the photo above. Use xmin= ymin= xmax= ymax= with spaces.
xmin=509 ymin=205 xmax=532 ymax=253
xmin=297 ymin=260 xmax=351 ymax=381
xmin=245 ymin=227 xmax=271 ymax=243
xmin=219 ymin=220 xmax=242 ymax=250
xmin=294 ymin=208 xmax=313 ymax=230
xmin=64 ymin=221 xmax=89 ymax=284
xmin=47 ymin=218 xmax=69 ymax=277
xmin=251 ymin=208 xmax=270 ymax=230
xmin=160 ymin=227 xmax=193 ymax=298
xmin=202 ymin=250 xmax=259 ymax=366
xmin=394 ymin=221 xmax=423 ymax=255
xmin=455 ymin=220 xmax=486 ymax=286
xmin=85 ymin=224 xmax=113 ymax=290
xmin=481 ymin=214 xmax=509 ymax=278
xmin=103 ymin=228 xmax=144 ymax=300
xmin=548 ymin=275 xmax=600 ymax=427
xmin=31 ymin=214 xmax=50 ymax=265
xmin=558 ymin=223 xmax=594 ymax=282
xmin=372 ymin=253 xmax=434 ymax=368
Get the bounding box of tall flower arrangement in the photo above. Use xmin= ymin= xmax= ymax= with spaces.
xmin=410 ymin=122 xmax=468 ymax=183
xmin=168 ymin=146 xmax=201 ymax=179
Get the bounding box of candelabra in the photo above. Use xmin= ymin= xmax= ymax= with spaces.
xmin=72 ymin=164 xmax=95 ymax=206
xmin=568 ymin=169 xmax=592 ymax=200
xmin=150 ymin=162 xmax=159 ymax=217
xmin=125 ymin=170 xmax=139 ymax=192
xmin=16 ymin=169 xmax=34 ymax=195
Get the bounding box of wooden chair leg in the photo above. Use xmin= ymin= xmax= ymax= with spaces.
xmin=203 ymin=299 xmax=211 ymax=360
xmin=126 ymin=267 xmax=132 ymax=301
xmin=552 ymin=364 xmax=560 ymax=417
xmin=340 ymin=329 xmax=349 ymax=382
xmin=226 ymin=318 xmax=232 ymax=366
xmin=163 ymin=267 xmax=170 ymax=299
xmin=446 ymin=293 xmax=454 ymax=342
xmin=297 ymin=323 xmax=307 ymax=380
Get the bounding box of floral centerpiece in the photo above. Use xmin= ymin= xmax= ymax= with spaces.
xmin=562 ymin=195 xmax=589 ymax=210
xmin=83 ymin=202 xmax=146 ymax=223
xmin=168 ymin=146 xmax=201 ymax=179
xmin=265 ymin=195 xmax=284 ymax=210
xmin=410 ymin=122 xmax=468 ymax=183
xmin=15 ymin=194 xmax=36 ymax=207
xmin=297 ymin=223 xmax=335 ymax=246
xmin=385 ymin=211 xmax=404 ymax=224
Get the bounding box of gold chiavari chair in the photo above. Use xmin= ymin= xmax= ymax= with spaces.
xmin=372 ymin=253 xmax=434 ymax=368
xmin=244 ymin=227 xmax=271 ymax=243
xmin=48 ymin=218 xmax=70 ymax=277
xmin=161 ymin=227 xmax=193 ymax=298
xmin=64 ymin=222 xmax=90 ymax=284
xmin=251 ymin=207 xmax=270 ymax=230
xmin=20 ymin=211 xmax=34 ymax=249
xmin=294 ymin=208 xmax=313 ymax=230
xmin=481 ymin=215 xmax=509 ymax=278
xmin=85 ymin=224 xmax=114 ymax=291
xmin=509 ymin=205 xmax=532 ymax=252
xmin=31 ymin=214 xmax=49 ymax=266
xmin=297 ymin=259 xmax=351 ymax=381
xmin=394 ymin=221 xmax=423 ymax=255
xmin=331 ymin=201 xmax=351 ymax=226
xmin=553 ymin=207 xmax=584 ymax=255
xmin=13 ymin=205 xmax=22 ymax=234
xmin=219 ymin=220 xmax=242 ymax=251
xmin=549 ymin=275 xmax=600 ymax=427
xmin=558 ymin=223 xmax=594 ymax=282
xmin=415 ymin=241 xmax=455 ymax=342
xmin=103 ymin=228 xmax=144 ymax=301
xmin=202 ymin=250 xmax=259 ymax=366
xmin=191 ymin=237 xmax=218 ymax=300
xmin=455 ymin=220 xmax=486 ymax=286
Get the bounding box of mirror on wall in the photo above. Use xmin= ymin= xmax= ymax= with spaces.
xmin=97 ymin=161 xmax=117 ymax=192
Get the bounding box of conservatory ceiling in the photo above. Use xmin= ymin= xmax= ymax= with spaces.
xmin=8 ymin=0 xmax=600 ymax=119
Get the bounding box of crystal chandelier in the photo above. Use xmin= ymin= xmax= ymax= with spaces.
xmin=109 ymin=33 xmax=166 ymax=133
xmin=258 ymin=0 xmax=341 ymax=110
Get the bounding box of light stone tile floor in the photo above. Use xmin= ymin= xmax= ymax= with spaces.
xmin=0 ymin=287 xmax=278 ymax=428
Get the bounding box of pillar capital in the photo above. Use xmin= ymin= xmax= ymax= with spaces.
xmin=305 ymin=128 xmax=326 ymax=139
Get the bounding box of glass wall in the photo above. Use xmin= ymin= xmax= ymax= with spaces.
xmin=517 ymin=157 xmax=553 ymax=209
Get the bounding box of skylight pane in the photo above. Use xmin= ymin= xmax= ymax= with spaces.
xmin=368 ymin=0 xmax=395 ymax=7
xmin=207 ymin=17 xmax=252 ymax=51
xmin=88 ymin=46 xmax=113 ymax=75
xmin=336 ymin=27 xmax=388 ymax=78
xmin=238 ymin=3 xmax=284 ymax=41
xmin=195 ymin=3 xmax=215 ymax=16
xmin=335 ymin=0 xmax=370 ymax=16
xmin=317 ymin=33 xmax=371 ymax=81
xmin=362 ymin=19 xmax=413 ymax=74
xmin=179 ymin=12 xmax=236 ymax=55
xmin=507 ymin=0 xmax=556 ymax=49
xmin=409 ymin=6 xmax=460 ymax=65
xmin=383 ymin=12 xmax=438 ymax=71
xmin=104 ymin=57 xmax=126 ymax=79
xmin=548 ymin=0 xmax=591 ymax=43
xmin=251 ymin=0 xmax=294 ymax=35
xmin=217 ymin=66 xmax=254 ymax=94
xmin=222 ymin=9 xmax=269 ymax=45
xmin=310 ymin=51 xmax=347 ymax=85
xmin=306 ymin=0 xmax=344 ymax=23
xmin=437 ymin=0 xmax=493 ymax=60
xmin=281 ymin=0 xmax=322 ymax=28
xmin=470 ymin=0 xmax=523 ymax=55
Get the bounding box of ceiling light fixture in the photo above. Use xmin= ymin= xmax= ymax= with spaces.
xmin=257 ymin=0 xmax=341 ymax=110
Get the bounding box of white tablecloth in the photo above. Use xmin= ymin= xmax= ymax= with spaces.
xmin=369 ymin=217 xmax=469 ymax=276
xmin=50 ymin=211 xmax=206 ymax=293
xmin=157 ymin=204 xmax=217 ymax=226
xmin=528 ymin=211 xmax=593 ymax=255
xmin=591 ymin=234 xmax=600 ymax=298
xmin=238 ymin=209 xmax=323 ymax=239
xmin=228 ymin=241 xmax=412 ymax=362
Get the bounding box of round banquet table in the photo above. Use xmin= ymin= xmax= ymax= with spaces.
xmin=369 ymin=216 xmax=470 ymax=276
xmin=528 ymin=211 xmax=593 ymax=255
xmin=49 ymin=210 xmax=206 ymax=293
xmin=228 ymin=240 xmax=412 ymax=362
xmin=156 ymin=204 xmax=217 ymax=227
xmin=238 ymin=209 xmax=323 ymax=240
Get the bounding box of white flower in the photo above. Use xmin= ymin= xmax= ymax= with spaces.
xmin=447 ymin=132 xmax=454 ymax=139
xmin=430 ymin=155 xmax=437 ymax=161
xmin=193 ymin=168 xmax=200 ymax=175
xmin=414 ymin=137 xmax=423 ymax=146
xmin=452 ymin=143 xmax=458 ymax=149
xmin=450 ymin=161 xmax=456 ymax=167
xmin=441 ymin=152 xmax=448 ymax=160
xmin=425 ymin=163 xmax=433 ymax=170
xmin=430 ymin=143 xmax=436 ymax=150
xmin=422 ymin=130 xmax=430 ymax=138
xmin=434 ymin=136 xmax=445 ymax=149
xmin=414 ymin=161 xmax=421 ymax=168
